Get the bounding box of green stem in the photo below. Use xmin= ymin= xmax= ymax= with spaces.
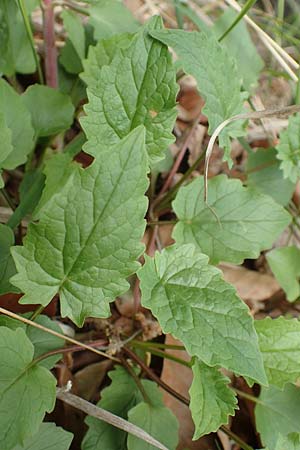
xmin=132 ymin=344 xmax=192 ymax=368
xmin=147 ymin=220 xmax=177 ymax=227
xmin=30 ymin=305 xmax=45 ymax=321
xmin=1 ymin=189 xmax=16 ymax=211
xmin=277 ymin=0 xmax=285 ymax=45
xmin=131 ymin=340 xmax=185 ymax=351
xmin=234 ymin=388 xmax=262 ymax=405
xmin=17 ymin=0 xmax=44 ymax=84
xmin=121 ymin=357 xmax=151 ymax=403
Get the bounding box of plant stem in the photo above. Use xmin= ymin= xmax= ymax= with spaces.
xmin=1 ymin=189 xmax=16 ymax=211
xmin=131 ymin=340 xmax=185 ymax=351
xmin=147 ymin=220 xmax=177 ymax=226
xmin=124 ymin=347 xmax=254 ymax=450
xmin=277 ymin=0 xmax=285 ymax=45
xmin=30 ymin=305 xmax=45 ymax=321
xmin=121 ymin=356 xmax=151 ymax=403
xmin=139 ymin=346 xmax=192 ymax=367
xmin=0 ymin=306 xmax=120 ymax=363
xmin=234 ymin=388 xmax=262 ymax=405
xmin=17 ymin=0 xmax=44 ymax=84
xmin=43 ymin=0 xmax=58 ymax=88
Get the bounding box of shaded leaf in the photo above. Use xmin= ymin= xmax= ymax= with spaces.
xmin=22 ymin=85 xmax=75 ymax=137
xmin=276 ymin=113 xmax=300 ymax=182
xmin=0 ymin=78 xmax=34 ymax=173
xmin=127 ymin=382 xmax=179 ymax=450
xmin=172 ymin=175 xmax=291 ymax=264
xmin=0 ymin=327 xmax=56 ymax=450
xmin=138 ymin=244 xmax=267 ymax=384
xmin=13 ymin=423 xmax=73 ymax=450
xmin=88 ymin=0 xmax=139 ymax=41
xmin=189 ymin=359 xmax=238 ymax=439
xmin=255 ymin=384 xmax=300 ymax=449
xmin=267 ymin=246 xmax=300 ymax=301
xmin=82 ymin=365 xmax=143 ymax=449
xmin=213 ymin=9 xmax=264 ymax=91
xmin=0 ymin=0 xmax=36 ymax=76
xmin=247 ymin=148 xmax=295 ymax=206
xmin=81 ymin=17 xmax=178 ymax=165
xmin=11 ymin=127 xmax=149 ymax=326
xmin=0 ymin=223 xmax=18 ymax=294
xmin=255 ymin=317 xmax=300 ymax=388
xmin=60 ymin=9 xmax=85 ymax=74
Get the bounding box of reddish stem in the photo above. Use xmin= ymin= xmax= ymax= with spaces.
xmin=43 ymin=0 xmax=58 ymax=88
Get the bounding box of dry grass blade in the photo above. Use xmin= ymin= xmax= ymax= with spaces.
xmin=0 ymin=306 xmax=120 ymax=363
xmin=56 ymin=388 xmax=169 ymax=450
xmin=204 ymin=104 xmax=300 ymax=202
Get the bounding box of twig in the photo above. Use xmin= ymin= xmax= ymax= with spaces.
xmin=0 ymin=307 xmax=120 ymax=363
xmin=121 ymin=356 xmax=151 ymax=403
xmin=204 ymin=104 xmax=300 ymax=202
xmin=56 ymin=388 xmax=169 ymax=450
xmin=43 ymin=0 xmax=58 ymax=87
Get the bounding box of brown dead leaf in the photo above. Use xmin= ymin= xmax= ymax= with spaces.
xmin=74 ymin=360 xmax=112 ymax=401
xmin=220 ymin=263 xmax=280 ymax=313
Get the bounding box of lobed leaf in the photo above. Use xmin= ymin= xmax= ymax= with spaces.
xmin=149 ymin=28 xmax=246 ymax=160
xmin=11 ymin=127 xmax=149 ymax=326
xmin=172 ymin=175 xmax=291 ymax=264
xmin=255 ymin=317 xmax=300 ymax=388
xmin=138 ymin=244 xmax=267 ymax=384
xmin=276 ymin=113 xmax=300 ymax=183
xmin=81 ymin=17 xmax=178 ymax=165
xmin=189 ymin=359 xmax=238 ymax=439
xmin=0 ymin=327 xmax=56 ymax=450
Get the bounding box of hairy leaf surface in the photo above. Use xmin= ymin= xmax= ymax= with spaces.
xmin=0 ymin=327 xmax=56 ymax=450
xmin=172 ymin=175 xmax=291 ymax=264
xmin=189 ymin=359 xmax=238 ymax=439
xmin=13 ymin=423 xmax=73 ymax=450
xmin=255 ymin=317 xmax=300 ymax=388
xmin=81 ymin=17 xmax=178 ymax=165
xmin=11 ymin=128 xmax=148 ymax=326
xmin=255 ymin=384 xmax=300 ymax=449
xmin=267 ymin=246 xmax=300 ymax=301
xmin=276 ymin=114 xmax=300 ymax=182
xmin=150 ymin=28 xmax=246 ymax=159
xmin=138 ymin=244 xmax=267 ymax=384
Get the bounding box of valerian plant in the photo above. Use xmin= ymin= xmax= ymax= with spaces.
xmin=1 ymin=1 xmax=300 ymax=450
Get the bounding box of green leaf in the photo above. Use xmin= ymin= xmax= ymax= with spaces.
xmin=172 ymin=175 xmax=291 ymax=264
xmin=7 ymin=170 xmax=45 ymax=229
xmin=13 ymin=423 xmax=73 ymax=450
xmin=127 ymin=383 xmax=179 ymax=450
xmin=81 ymin=33 xmax=133 ymax=87
xmin=189 ymin=359 xmax=238 ymax=439
xmin=11 ymin=127 xmax=149 ymax=327
xmin=255 ymin=317 xmax=300 ymax=388
xmin=247 ymin=148 xmax=295 ymax=206
xmin=0 ymin=314 xmax=64 ymax=369
xmin=0 ymin=327 xmax=56 ymax=450
xmin=138 ymin=244 xmax=267 ymax=385
xmin=274 ymin=433 xmax=300 ymax=450
xmin=276 ymin=113 xmax=300 ymax=182
xmin=82 ymin=365 xmax=143 ymax=449
xmin=22 ymin=85 xmax=75 ymax=137
xmin=60 ymin=9 xmax=85 ymax=74
xmin=0 ymin=0 xmax=36 ymax=76
xmin=213 ymin=9 xmax=263 ymax=91
xmin=0 ymin=223 xmax=18 ymax=294
xmin=255 ymin=384 xmax=300 ymax=449
xmin=88 ymin=0 xmax=139 ymax=41
xmin=81 ymin=17 xmax=178 ymax=165
xmin=149 ymin=28 xmax=246 ymax=159
xmin=0 ymin=78 xmax=34 ymax=173
xmin=266 ymin=246 xmax=300 ymax=301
